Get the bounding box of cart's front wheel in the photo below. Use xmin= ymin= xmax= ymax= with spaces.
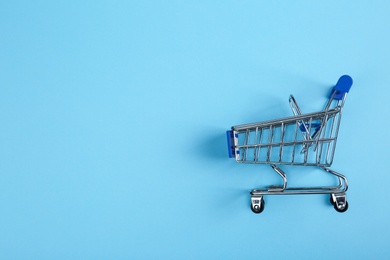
xmin=251 ymin=199 xmax=265 ymax=214
xmin=330 ymin=195 xmax=334 ymax=205
xmin=334 ymin=201 xmax=348 ymax=213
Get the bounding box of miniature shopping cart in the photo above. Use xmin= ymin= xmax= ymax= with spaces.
xmin=226 ymin=75 xmax=353 ymax=214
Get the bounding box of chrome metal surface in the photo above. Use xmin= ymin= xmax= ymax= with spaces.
xmin=331 ymin=193 xmax=347 ymax=211
xmin=229 ymin=84 xmax=351 ymax=212
xmin=251 ymin=196 xmax=263 ymax=213
xmin=250 ymin=166 xmax=348 ymax=196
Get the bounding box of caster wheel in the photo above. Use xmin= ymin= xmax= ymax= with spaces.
xmin=334 ymin=201 xmax=348 ymax=213
xmin=330 ymin=195 xmax=334 ymax=205
xmin=251 ymin=199 xmax=265 ymax=214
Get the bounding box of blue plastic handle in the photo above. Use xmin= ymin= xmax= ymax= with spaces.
xmin=329 ymin=75 xmax=353 ymax=100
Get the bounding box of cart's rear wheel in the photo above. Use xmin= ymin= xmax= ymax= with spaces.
xmin=334 ymin=201 xmax=348 ymax=213
xmin=330 ymin=195 xmax=334 ymax=205
xmin=251 ymin=199 xmax=265 ymax=214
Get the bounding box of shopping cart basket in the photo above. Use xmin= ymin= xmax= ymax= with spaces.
xmin=226 ymin=75 xmax=353 ymax=214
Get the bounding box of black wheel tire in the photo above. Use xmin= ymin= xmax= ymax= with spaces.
xmin=334 ymin=201 xmax=349 ymax=213
xmin=251 ymin=199 xmax=265 ymax=214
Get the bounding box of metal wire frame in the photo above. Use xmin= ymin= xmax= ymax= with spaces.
xmin=228 ymin=78 xmax=352 ymax=212
xmin=231 ymin=92 xmax=348 ymax=167
xmin=232 ymin=107 xmax=341 ymax=166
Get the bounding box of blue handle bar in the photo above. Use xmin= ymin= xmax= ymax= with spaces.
xmin=330 ymin=75 xmax=353 ymax=100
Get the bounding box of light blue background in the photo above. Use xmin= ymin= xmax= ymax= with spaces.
xmin=1 ymin=1 xmax=389 ymax=259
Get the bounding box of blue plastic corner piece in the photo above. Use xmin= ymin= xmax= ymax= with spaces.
xmin=330 ymin=75 xmax=353 ymax=100
xmin=299 ymin=123 xmax=321 ymax=132
xmin=226 ymin=130 xmax=235 ymax=158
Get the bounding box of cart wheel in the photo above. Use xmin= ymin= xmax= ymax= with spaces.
xmin=251 ymin=200 xmax=265 ymax=214
xmin=330 ymin=195 xmax=334 ymax=205
xmin=334 ymin=201 xmax=348 ymax=213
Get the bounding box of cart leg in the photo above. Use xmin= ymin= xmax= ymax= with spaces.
xmin=330 ymin=193 xmax=348 ymax=213
xmin=251 ymin=195 xmax=265 ymax=214
xmin=321 ymin=167 xmax=348 ymax=192
xmin=268 ymin=164 xmax=287 ymax=192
